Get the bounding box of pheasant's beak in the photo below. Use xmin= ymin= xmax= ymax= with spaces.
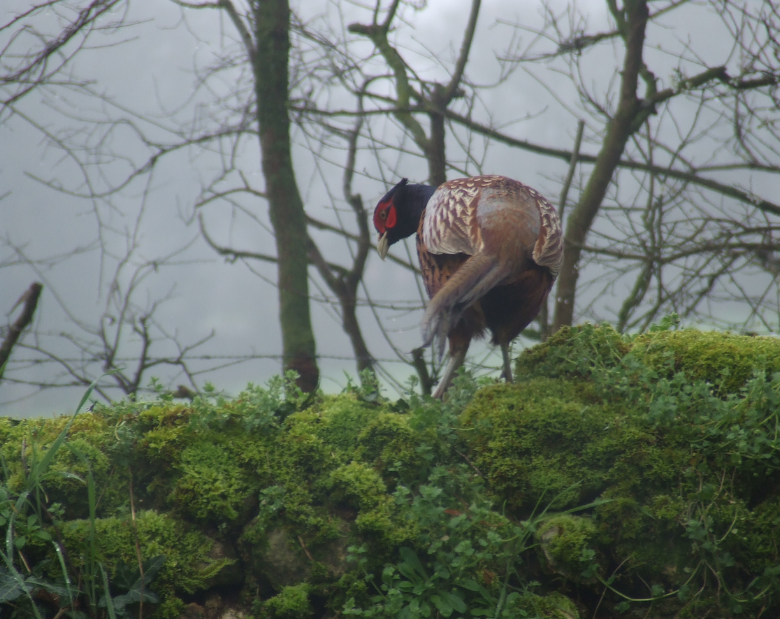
xmin=377 ymin=233 xmax=389 ymax=260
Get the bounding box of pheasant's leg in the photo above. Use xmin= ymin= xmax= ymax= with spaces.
xmin=433 ymin=334 xmax=471 ymax=399
xmin=500 ymin=342 xmax=514 ymax=383
xmin=433 ymin=348 xmax=467 ymax=399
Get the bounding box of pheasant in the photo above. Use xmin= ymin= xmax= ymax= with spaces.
xmin=373 ymin=175 xmax=563 ymax=398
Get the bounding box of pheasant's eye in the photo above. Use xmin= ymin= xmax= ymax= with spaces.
xmin=380 ymin=210 xmax=387 ymax=219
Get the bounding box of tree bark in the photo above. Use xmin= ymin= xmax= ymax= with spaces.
xmin=427 ymin=85 xmax=448 ymax=187
xmin=252 ymin=0 xmax=319 ymax=391
xmin=552 ymin=0 xmax=649 ymax=331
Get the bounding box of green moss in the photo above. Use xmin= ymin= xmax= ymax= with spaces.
xmin=514 ymin=592 xmax=580 ymax=619
xmin=324 ymin=462 xmax=404 ymax=546
xmin=0 ymin=412 xmax=130 ymax=518
xmin=59 ymin=510 xmax=233 ymax=618
xmin=262 ymin=583 xmax=312 ymax=619
xmin=259 ymin=398 xmax=421 ymax=543
xmin=536 ymin=515 xmax=597 ymax=578
xmin=3 ymin=329 xmax=780 ymax=619
xmin=327 ymin=461 xmax=387 ymax=511
xmin=515 ymin=323 xmax=630 ymax=380
xmin=460 ymin=379 xmax=646 ymax=511
xmin=517 ymin=322 xmax=780 ymax=397
xmin=632 ymin=329 xmax=780 ymax=394
xmin=355 ymin=413 xmax=427 ymax=482
xmin=137 ymin=405 xmax=194 ymax=458
xmin=171 ymin=439 xmax=256 ymax=523
xmin=732 ymin=495 xmax=780 ymax=574
xmin=464 ymin=328 xmax=780 ymax=614
xmin=156 ymin=597 xmax=186 ymax=619
xmin=308 ymin=395 xmax=382 ymax=454
xmin=268 ymin=414 xmax=340 ymax=539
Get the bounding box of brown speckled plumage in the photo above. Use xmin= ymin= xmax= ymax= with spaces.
xmin=373 ymin=175 xmax=563 ymax=398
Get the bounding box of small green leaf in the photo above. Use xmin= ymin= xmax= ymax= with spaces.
xmin=430 ymin=594 xmax=452 ymax=617
xmin=440 ymin=591 xmax=466 ymax=613
xmin=399 ymin=547 xmax=428 ymax=581
xmin=457 ymin=579 xmax=481 ymax=592
xmin=0 ymin=579 xmax=24 ymax=603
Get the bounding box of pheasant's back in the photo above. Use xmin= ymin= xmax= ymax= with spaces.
xmin=415 ymin=175 xmax=563 ymax=353
xmin=421 ymin=175 xmax=563 ymax=278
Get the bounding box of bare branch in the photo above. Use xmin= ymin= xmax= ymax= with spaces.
xmin=0 ymin=283 xmax=43 ymax=381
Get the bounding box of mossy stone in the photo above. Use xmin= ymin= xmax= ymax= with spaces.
xmin=536 ymin=515 xmax=598 ymax=579
xmin=171 ymin=439 xmax=256 ymax=523
xmin=59 ymin=510 xmax=235 ymax=618
xmin=3 ymin=328 xmax=780 ymax=619
xmin=517 ymin=322 xmax=780 ymax=396
xmin=460 ymin=379 xmax=643 ymax=511
xmin=632 ymin=329 xmax=780 ymax=394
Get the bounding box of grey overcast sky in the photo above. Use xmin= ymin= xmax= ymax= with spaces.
xmin=2 ymin=0 xmax=777 ymax=417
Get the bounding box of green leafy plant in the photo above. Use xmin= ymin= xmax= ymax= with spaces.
xmin=0 ymin=383 xmax=96 ymax=619
xmin=187 ymin=370 xmax=307 ymax=433
xmin=0 ymin=380 xmax=166 ymax=619
xmin=344 ymin=455 xmax=602 ymax=618
xmin=98 ymin=555 xmax=165 ymax=617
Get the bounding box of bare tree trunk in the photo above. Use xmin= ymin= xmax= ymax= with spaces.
xmin=540 ymin=119 xmax=585 ymax=341
xmin=552 ymin=0 xmax=649 ymax=331
xmin=427 ymin=86 xmax=448 ymax=187
xmin=0 ymin=283 xmax=42 ymax=381
xmin=252 ymin=0 xmax=319 ymax=391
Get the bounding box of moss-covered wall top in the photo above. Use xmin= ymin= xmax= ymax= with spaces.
xmin=1 ymin=324 xmax=779 ymax=619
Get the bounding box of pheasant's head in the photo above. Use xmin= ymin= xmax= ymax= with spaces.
xmin=373 ymin=178 xmax=408 ymax=260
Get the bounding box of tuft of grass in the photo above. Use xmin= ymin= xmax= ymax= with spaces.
xmin=0 ymin=379 xmax=166 ymax=619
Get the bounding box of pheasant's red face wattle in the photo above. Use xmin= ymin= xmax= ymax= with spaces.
xmin=373 ymin=201 xmax=397 ymax=234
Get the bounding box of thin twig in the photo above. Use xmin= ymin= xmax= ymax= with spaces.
xmin=297 ymin=535 xmax=314 ymax=563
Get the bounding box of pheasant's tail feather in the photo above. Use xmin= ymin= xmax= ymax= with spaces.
xmin=421 ymin=306 xmax=452 ymax=360
xmin=420 ymin=253 xmax=504 ymax=357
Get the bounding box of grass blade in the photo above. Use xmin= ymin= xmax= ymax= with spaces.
xmin=52 ymin=540 xmax=75 ymax=611
xmin=100 ymin=564 xmax=118 ymax=619
xmin=31 ymin=378 xmax=99 ymax=481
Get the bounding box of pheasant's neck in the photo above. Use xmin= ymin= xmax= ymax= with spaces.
xmin=388 ymin=183 xmax=437 ymax=243
xmin=404 ymin=183 xmax=437 ymax=226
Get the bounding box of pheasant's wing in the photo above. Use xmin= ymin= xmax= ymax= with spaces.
xmin=421 ymin=177 xmax=495 ymax=256
xmin=531 ymin=193 xmax=564 ymax=278
xmin=416 ymin=230 xmax=469 ymax=301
